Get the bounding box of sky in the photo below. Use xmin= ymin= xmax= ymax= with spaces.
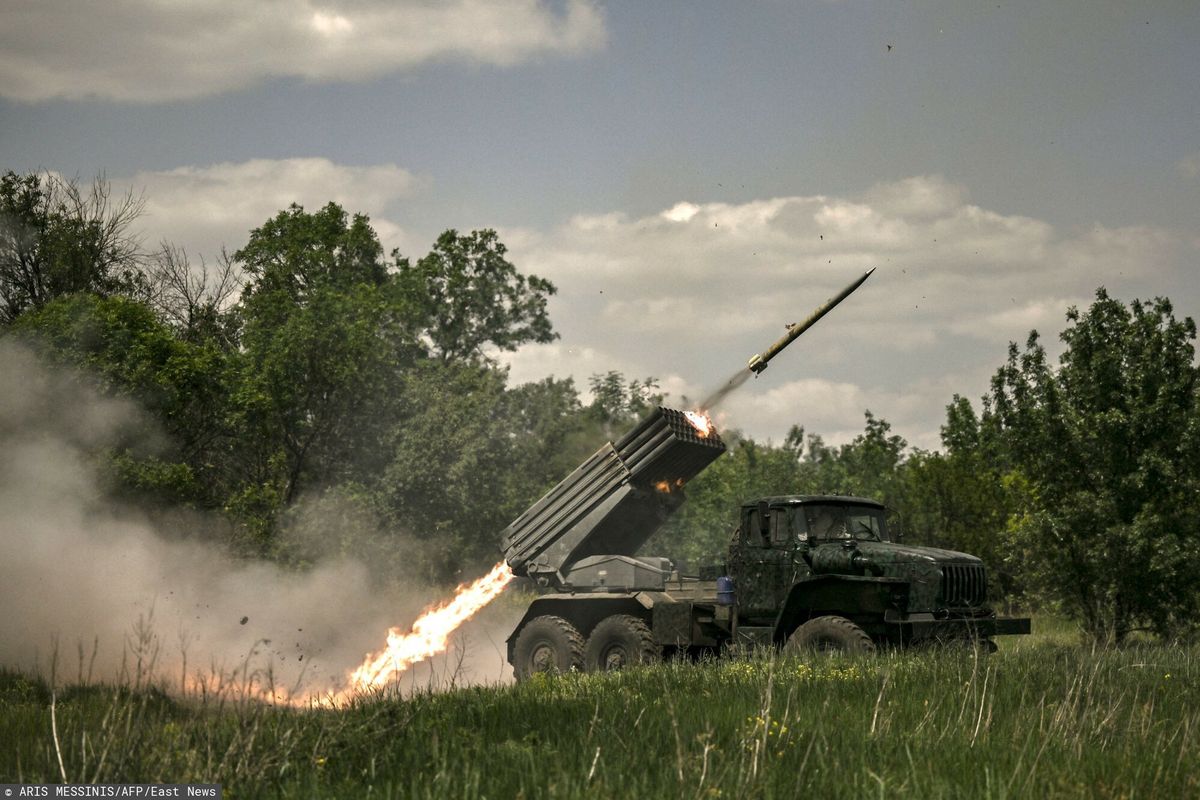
xmin=2 ymin=0 xmax=1197 ymax=450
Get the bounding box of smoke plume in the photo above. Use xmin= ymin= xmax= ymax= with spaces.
xmin=0 ymin=340 xmax=517 ymax=699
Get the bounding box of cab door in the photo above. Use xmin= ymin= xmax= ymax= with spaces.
xmin=730 ymin=506 xmax=807 ymax=620
xmin=771 ymin=507 xmax=811 ymax=600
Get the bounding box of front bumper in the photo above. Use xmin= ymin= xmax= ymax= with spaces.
xmin=885 ymin=611 xmax=1031 ymax=642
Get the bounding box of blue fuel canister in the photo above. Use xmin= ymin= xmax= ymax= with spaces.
xmin=716 ymin=576 xmax=736 ymax=606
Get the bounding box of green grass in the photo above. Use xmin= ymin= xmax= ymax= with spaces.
xmin=2 ymin=619 xmax=1198 ymax=798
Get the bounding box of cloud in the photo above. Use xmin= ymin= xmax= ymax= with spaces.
xmin=0 ymin=0 xmax=606 ymax=102
xmin=721 ymin=378 xmax=875 ymax=445
xmin=499 ymin=174 xmax=1179 ymax=448
xmin=947 ymin=296 xmax=1092 ymax=342
xmin=123 ymin=158 xmax=422 ymax=259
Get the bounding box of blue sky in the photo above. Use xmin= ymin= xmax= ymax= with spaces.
xmin=2 ymin=0 xmax=1197 ymax=447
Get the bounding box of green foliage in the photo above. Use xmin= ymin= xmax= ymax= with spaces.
xmin=0 ymin=195 xmax=578 ymax=570
xmin=226 ymin=208 xmax=570 ymax=558
xmin=395 ymin=228 xmax=557 ymax=363
xmin=984 ymin=289 xmax=1200 ymax=642
xmin=235 ymin=282 xmax=414 ymax=499
xmin=228 ymin=203 xmax=417 ymax=544
xmin=236 ymin=202 xmax=388 ymax=299
xmin=10 ymin=293 xmax=228 ymax=506
xmin=797 ymin=411 xmax=909 ymax=505
xmin=900 ymin=397 xmax=1017 ymax=597
xmin=377 ymin=363 xmax=589 ymax=582
xmin=0 ymin=171 xmax=146 ymax=324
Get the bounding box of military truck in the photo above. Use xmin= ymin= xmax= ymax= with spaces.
xmin=500 ymin=406 xmax=1029 ymax=679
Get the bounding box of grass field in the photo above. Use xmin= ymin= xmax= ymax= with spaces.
xmin=2 ymin=617 xmax=1197 ymax=799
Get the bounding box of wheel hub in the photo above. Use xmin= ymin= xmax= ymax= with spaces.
xmin=602 ymin=647 xmax=627 ymax=671
xmin=531 ymin=643 xmax=555 ymax=672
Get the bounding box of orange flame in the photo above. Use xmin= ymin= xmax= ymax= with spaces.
xmin=347 ymin=561 xmax=514 ymax=693
xmin=683 ymin=410 xmax=714 ymax=437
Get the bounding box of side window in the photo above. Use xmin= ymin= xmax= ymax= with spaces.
xmin=792 ymin=509 xmax=808 ymax=541
xmin=769 ymin=509 xmax=790 ymax=546
xmin=746 ymin=509 xmax=764 ymax=544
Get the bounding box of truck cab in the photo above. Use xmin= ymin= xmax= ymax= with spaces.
xmin=729 ymin=495 xmax=1028 ymax=650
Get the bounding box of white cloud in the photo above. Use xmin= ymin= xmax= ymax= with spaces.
xmin=721 ymin=378 xmax=871 ymax=444
xmin=948 ymin=296 xmax=1091 ymax=342
xmin=0 ymin=0 xmax=607 ymax=102
xmin=498 ymin=341 xmax=608 ymax=391
xmin=499 ymin=175 xmax=1179 ymax=448
xmin=123 ymin=158 xmax=422 ymax=259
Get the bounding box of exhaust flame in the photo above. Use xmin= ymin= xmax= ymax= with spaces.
xmin=653 ymin=478 xmax=686 ymax=493
xmin=683 ymin=410 xmax=714 ymax=437
xmin=347 ymin=561 xmax=514 ymax=693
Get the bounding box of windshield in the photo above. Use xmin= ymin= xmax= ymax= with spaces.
xmin=799 ymin=504 xmax=889 ymax=542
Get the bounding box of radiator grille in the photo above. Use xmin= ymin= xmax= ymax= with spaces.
xmin=941 ymin=564 xmax=987 ymax=607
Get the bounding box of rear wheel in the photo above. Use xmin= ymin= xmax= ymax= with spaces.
xmin=584 ymin=614 xmax=659 ymax=672
xmin=787 ymin=615 xmax=876 ymax=654
xmin=512 ymin=615 xmax=584 ymax=681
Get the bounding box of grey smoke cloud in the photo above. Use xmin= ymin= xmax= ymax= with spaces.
xmin=0 ymin=340 xmax=516 ymax=698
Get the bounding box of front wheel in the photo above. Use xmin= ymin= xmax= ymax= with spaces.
xmin=584 ymin=614 xmax=659 ymax=672
xmin=512 ymin=615 xmax=584 ymax=681
xmin=786 ymin=615 xmax=876 ymax=654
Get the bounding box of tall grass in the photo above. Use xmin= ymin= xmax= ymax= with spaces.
xmin=2 ymin=620 xmax=1197 ymax=798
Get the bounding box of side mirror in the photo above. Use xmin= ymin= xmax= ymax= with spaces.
xmin=886 ymin=509 xmax=903 ymax=542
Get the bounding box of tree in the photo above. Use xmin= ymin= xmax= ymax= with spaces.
xmin=986 ymin=288 xmax=1200 ymax=642
xmin=585 ymin=371 xmax=662 ymax=439
xmin=799 ymin=412 xmax=909 ymax=506
xmin=235 ymin=202 xmax=387 ymax=300
xmin=395 ymin=229 xmax=557 ymax=363
xmin=143 ymin=243 xmax=242 ymax=347
xmin=229 ymin=203 xmax=420 ymax=543
xmin=10 ymin=293 xmax=229 ymax=509
xmin=0 ymin=170 xmax=145 ymax=324
xmin=901 ymin=397 xmax=1017 ymax=598
xmin=374 ymin=363 xmax=589 ymax=583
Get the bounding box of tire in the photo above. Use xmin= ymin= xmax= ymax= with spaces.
xmin=512 ymin=615 xmax=584 ymax=681
xmin=584 ymin=614 xmax=659 ymax=672
xmin=786 ymin=615 xmax=876 ymax=655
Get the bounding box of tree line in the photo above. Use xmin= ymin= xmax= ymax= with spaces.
xmin=3 ymin=169 xmax=1199 ymax=643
